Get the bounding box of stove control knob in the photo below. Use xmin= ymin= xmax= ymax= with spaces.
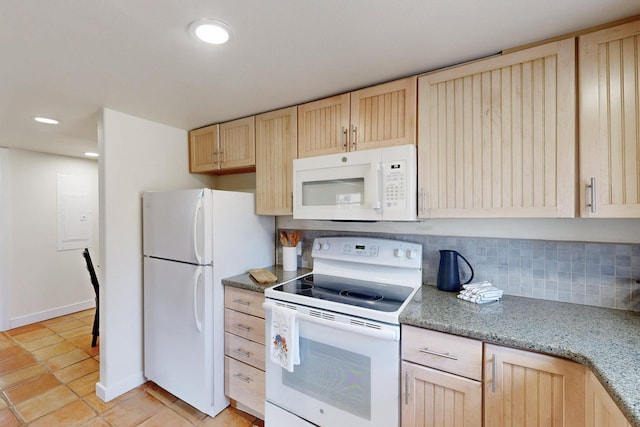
xmin=406 ymin=250 xmax=417 ymax=259
xmin=321 ymin=242 xmax=330 ymax=251
xmin=394 ymin=248 xmax=405 ymax=257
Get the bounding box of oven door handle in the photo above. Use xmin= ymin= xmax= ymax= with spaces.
xmin=263 ymin=301 xmax=399 ymax=341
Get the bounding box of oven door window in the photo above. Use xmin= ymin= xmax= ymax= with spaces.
xmin=282 ymin=337 xmax=371 ymax=419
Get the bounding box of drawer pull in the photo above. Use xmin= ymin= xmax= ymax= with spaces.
xmin=492 ymin=354 xmax=497 ymax=393
xmin=233 ymin=349 xmax=251 ymax=358
xmin=404 ymin=371 xmax=410 ymax=405
xmin=233 ymin=299 xmax=250 ymax=306
xmin=418 ymin=347 xmax=458 ymax=360
xmin=233 ymin=324 xmax=251 ymax=333
xmin=233 ymin=373 xmax=252 ymax=384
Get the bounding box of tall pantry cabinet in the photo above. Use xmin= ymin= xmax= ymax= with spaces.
xmin=579 ymin=20 xmax=640 ymax=217
xmin=255 ymin=106 xmax=298 ymax=215
xmin=417 ymin=38 xmax=576 ymax=218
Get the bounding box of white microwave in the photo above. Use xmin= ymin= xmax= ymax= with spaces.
xmin=293 ymin=144 xmax=417 ymax=221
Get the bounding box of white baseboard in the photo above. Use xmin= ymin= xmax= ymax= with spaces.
xmin=8 ymin=299 xmax=96 ymax=330
xmin=95 ymin=371 xmax=146 ymax=402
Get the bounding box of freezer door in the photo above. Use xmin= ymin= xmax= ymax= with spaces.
xmin=142 ymin=189 xmax=212 ymax=265
xmin=144 ymin=257 xmax=216 ymax=413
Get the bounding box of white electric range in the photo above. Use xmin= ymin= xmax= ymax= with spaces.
xmin=264 ymin=236 xmax=423 ymax=427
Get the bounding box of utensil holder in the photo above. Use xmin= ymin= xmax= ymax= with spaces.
xmin=282 ymin=246 xmax=297 ymax=271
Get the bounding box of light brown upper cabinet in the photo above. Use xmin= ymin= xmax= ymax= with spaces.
xmin=418 ymin=38 xmax=576 ymax=218
xmin=218 ymin=116 xmax=256 ymax=172
xmin=579 ymin=20 xmax=640 ymax=218
xmin=298 ymin=77 xmax=417 ymax=158
xmin=189 ymin=124 xmax=219 ymax=173
xmin=255 ymin=107 xmax=298 ymax=215
xmin=189 ymin=117 xmax=255 ymax=174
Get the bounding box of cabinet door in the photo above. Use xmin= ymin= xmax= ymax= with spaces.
xmin=219 ymin=116 xmax=256 ymax=171
xmin=297 ymin=94 xmax=350 ymax=158
xmin=351 ymin=76 xmax=417 ymax=152
xmin=579 ymin=20 xmax=640 ymax=217
xmin=255 ymin=106 xmax=298 ymax=215
xmin=418 ymin=39 xmax=576 ymax=218
xmin=585 ymin=370 xmax=631 ymax=427
xmin=401 ymin=361 xmax=481 ymax=427
xmin=189 ymin=124 xmax=219 ymax=173
xmin=484 ymin=344 xmax=585 ymax=427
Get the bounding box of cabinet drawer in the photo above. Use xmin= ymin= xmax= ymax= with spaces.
xmin=402 ymin=325 xmax=482 ymax=381
xmin=225 ymin=287 xmax=265 ymax=318
xmin=225 ymin=356 xmax=265 ymax=417
xmin=224 ymin=309 xmax=265 ymax=345
xmin=225 ymin=332 xmax=265 ymax=370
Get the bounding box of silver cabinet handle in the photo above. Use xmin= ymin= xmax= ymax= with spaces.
xmin=233 ymin=349 xmax=251 ymax=358
xmin=492 ymin=354 xmax=497 ymax=393
xmin=233 ymin=324 xmax=251 ymax=333
xmin=342 ymin=126 xmax=348 ymax=149
xmin=351 ymin=124 xmax=357 ymax=150
xmin=232 ymin=299 xmax=250 ymax=306
xmin=211 ymin=150 xmax=217 ymax=167
xmin=219 ymin=150 xmax=224 ymax=166
xmin=404 ymin=371 xmax=410 ymax=405
xmin=233 ymin=373 xmax=252 ymax=383
xmin=586 ymin=177 xmax=596 ymax=213
xmin=418 ymin=347 xmax=458 ymax=360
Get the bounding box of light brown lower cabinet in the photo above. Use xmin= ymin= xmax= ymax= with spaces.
xmin=401 ymin=329 xmax=633 ymax=427
xmin=401 ymin=361 xmax=482 ymax=427
xmin=484 ymin=343 xmax=585 ymax=427
xmin=224 ymin=287 xmax=265 ymax=418
xmin=401 ymin=325 xmax=483 ymax=427
xmin=585 ymin=370 xmax=632 ymax=427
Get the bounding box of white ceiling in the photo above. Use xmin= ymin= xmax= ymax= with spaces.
xmin=2 ymin=1 xmax=639 ymax=159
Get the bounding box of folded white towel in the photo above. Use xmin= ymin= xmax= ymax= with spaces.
xmin=457 ymin=293 xmax=501 ymax=304
xmin=269 ymin=305 xmax=300 ymax=372
xmin=458 ymin=281 xmax=503 ymax=304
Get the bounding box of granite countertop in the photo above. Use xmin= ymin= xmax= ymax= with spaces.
xmin=221 ymin=265 xmax=312 ymax=293
xmin=401 ymin=285 xmax=640 ymax=427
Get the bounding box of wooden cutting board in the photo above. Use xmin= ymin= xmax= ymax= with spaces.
xmin=249 ymin=268 xmax=278 ymax=284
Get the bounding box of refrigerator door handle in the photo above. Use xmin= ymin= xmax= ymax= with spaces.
xmin=193 ymin=195 xmax=203 ymax=265
xmin=193 ymin=266 xmax=203 ymax=332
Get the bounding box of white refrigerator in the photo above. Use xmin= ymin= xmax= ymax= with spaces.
xmin=142 ymin=189 xmax=274 ymax=417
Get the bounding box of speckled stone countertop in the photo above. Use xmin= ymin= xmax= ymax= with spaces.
xmin=401 ymin=285 xmax=640 ymax=427
xmin=221 ymin=265 xmax=312 ymax=293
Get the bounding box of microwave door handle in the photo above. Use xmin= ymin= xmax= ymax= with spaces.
xmin=369 ymin=162 xmax=382 ymax=210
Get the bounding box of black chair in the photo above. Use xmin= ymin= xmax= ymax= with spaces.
xmin=82 ymin=248 xmax=100 ymax=347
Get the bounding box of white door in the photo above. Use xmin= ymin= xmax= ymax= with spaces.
xmin=142 ymin=189 xmax=212 ymax=264
xmin=143 ymin=257 xmax=213 ymax=413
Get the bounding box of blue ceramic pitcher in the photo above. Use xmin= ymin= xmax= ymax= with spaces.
xmin=437 ymin=250 xmax=474 ymax=292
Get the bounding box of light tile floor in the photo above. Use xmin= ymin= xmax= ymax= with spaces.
xmin=0 ymin=309 xmax=263 ymax=426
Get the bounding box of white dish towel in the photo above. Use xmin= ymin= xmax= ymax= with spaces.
xmin=269 ymin=304 xmax=300 ymax=372
xmin=457 ymin=281 xmax=504 ymax=304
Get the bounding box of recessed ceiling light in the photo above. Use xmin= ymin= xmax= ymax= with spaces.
xmin=189 ymin=19 xmax=231 ymax=45
xmin=34 ymin=116 xmax=59 ymax=125
xmin=84 ymin=152 xmax=99 ymax=158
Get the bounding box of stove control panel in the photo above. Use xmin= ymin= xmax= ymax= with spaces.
xmin=311 ymin=236 xmax=422 ymax=268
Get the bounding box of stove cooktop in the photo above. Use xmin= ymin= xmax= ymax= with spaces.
xmin=269 ymin=273 xmax=416 ymax=313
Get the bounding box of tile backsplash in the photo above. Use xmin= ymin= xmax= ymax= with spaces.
xmin=279 ymin=229 xmax=640 ymax=312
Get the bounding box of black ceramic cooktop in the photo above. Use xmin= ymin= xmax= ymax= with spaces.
xmin=270 ymin=274 xmax=415 ymax=312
